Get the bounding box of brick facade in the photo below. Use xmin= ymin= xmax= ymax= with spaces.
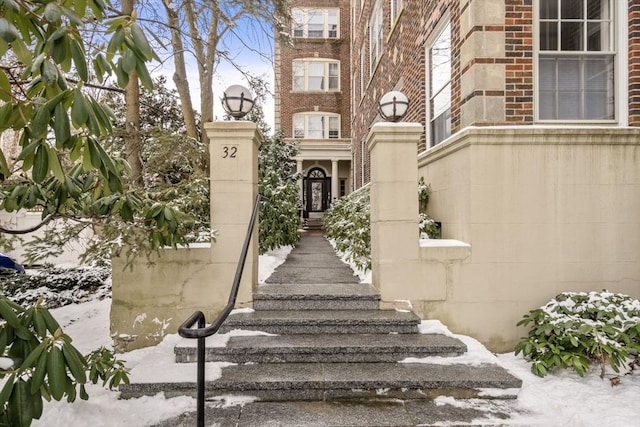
xmin=631 ymin=0 xmax=640 ymax=126
xmin=276 ymin=0 xmax=352 ymax=139
xmin=504 ymin=0 xmax=534 ymax=124
xmin=277 ymin=1 xmax=639 ymax=189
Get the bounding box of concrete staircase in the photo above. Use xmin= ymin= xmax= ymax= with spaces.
xmin=121 ymin=283 xmax=522 ymax=403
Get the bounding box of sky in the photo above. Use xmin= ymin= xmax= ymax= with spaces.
xmin=146 ymin=3 xmax=278 ymax=131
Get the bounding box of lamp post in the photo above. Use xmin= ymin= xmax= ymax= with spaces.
xmin=378 ymin=90 xmax=409 ymax=122
xmin=221 ymin=85 xmax=255 ymax=119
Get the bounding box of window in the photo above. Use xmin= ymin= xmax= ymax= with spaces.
xmin=428 ymin=22 xmax=452 ymax=146
xmin=369 ymin=0 xmax=383 ymax=73
xmin=292 ymin=8 xmax=340 ymax=39
xmin=360 ymin=139 xmax=367 ymax=186
xmin=537 ymin=0 xmax=615 ymax=121
xmin=293 ymin=113 xmax=340 ymax=139
xmin=391 ymin=0 xmax=403 ymax=24
xmin=293 ymin=60 xmax=340 ymax=92
xmin=360 ymin=46 xmax=367 ymax=96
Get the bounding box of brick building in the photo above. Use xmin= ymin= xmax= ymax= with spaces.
xmin=276 ymin=0 xmax=640 ymax=350
xmin=275 ymin=0 xmax=353 ymax=222
xmin=350 ymin=0 xmax=638 ymax=186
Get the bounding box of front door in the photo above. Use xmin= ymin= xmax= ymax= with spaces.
xmin=305 ymin=168 xmax=330 ymax=212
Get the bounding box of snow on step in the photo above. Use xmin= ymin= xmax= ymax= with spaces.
xmin=174 ymin=333 xmax=467 ymax=363
xmin=253 ymin=283 xmax=380 ymax=310
xmin=218 ymin=309 xmax=420 ymax=334
xmin=119 ymin=362 xmax=522 ymax=401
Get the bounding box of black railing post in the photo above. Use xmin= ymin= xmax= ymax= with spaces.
xmin=197 ymin=315 xmax=205 ymax=427
xmin=178 ymin=194 xmax=265 ymax=427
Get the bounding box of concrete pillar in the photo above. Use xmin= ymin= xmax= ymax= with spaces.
xmin=331 ymin=159 xmax=339 ymax=201
xmin=205 ymin=121 xmax=262 ymax=307
xmin=296 ymin=159 xmax=304 ymax=219
xmin=296 ymin=160 xmax=304 ymax=197
xmin=367 ymin=122 xmax=424 ymax=307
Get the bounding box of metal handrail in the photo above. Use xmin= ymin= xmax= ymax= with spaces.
xmin=178 ymin=193 xmax=264 ymax=427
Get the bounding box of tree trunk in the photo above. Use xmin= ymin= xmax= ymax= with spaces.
xmin=161 ymin=0 xmax=200 ymax=143
xmin=123 ymin=0 xmax=144 ymax=185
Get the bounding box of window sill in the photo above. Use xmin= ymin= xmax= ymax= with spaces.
xmin=292 ymin=36 xmax=342 ymax=42
xmin=534 ymin=119 xmax=619 ymax=126
xmin=291 ymin=90 xmax=342 ymax=94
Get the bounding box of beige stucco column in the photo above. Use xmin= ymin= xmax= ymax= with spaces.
xmin=296 ymin=159 xmax=303 ymax=219
xmin=368 ymin=122 xmax=425 ymax=307
xmin=205 ymin=121 xmax=262 ymax=307
xmin=331 ymin=159 xmax=339 ymax=201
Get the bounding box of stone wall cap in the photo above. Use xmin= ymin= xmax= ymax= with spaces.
xmin=419 ymin=239 xmax=470 ymax=248
xmin=370 ymin=122 xmax=424 ymax=132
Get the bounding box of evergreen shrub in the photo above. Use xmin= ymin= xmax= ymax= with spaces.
xmin=0 ymin=267 xmax=110 ymax=308
xmin=515 ymin=291 xmax=640 ymax=380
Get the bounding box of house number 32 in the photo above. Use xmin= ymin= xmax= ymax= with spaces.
xmin=222 ymin=146 xmax=237 ymax=158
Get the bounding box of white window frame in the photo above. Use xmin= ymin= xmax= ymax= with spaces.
xmin=360 ymin=46 xmax=366 ymax=98
xmin=360 ymin=139 xmax=366 ymax=186
xmin=369 ymin=0 xmax=383 ymax=74
xmin=534 ymin=0 xmax=627 ymax=124
xmin=292 ymin=59 xmax=341 ymax=92
xmin=390 ymin=0 xmax=403 ymax=26
xmin=292 ymin=8 xmax=340 ymax=39
xmin=425 ymin=19 xmax=452 ymax=148
xmin=293 ymin=113 xmax=341 ymax=139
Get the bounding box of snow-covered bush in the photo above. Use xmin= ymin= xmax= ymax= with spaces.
xmin=0 ymin=266 xmax=110 ymax=308
xmin=323 ymin=187 xmax=371 ymax=271
xmin=515 ymin=291 xmax=640 ymax=380
xmin=324 ymin=179 xmax=439 ymax=271
xmin=258 ymin=133 xmax=300 ymax=254
xmin=419 ymin=213 xmax=440 ymax=239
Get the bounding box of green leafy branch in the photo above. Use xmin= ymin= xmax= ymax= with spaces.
xmin=515 ymin=291 xmax=640 ymax=382
xmin=0 ymin=296 xmax=128 ymax=427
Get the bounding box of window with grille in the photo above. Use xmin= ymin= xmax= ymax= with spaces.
xmin=360 ymin=46 xmax=367 ymax=97
xmin=537 ymin=0 xmax=615 ymax=121
xmin=292 ymin=59 xmax=341 ymax=92
xmin=391 ymin=0 xmax=403 ymax=24
xmin=292 ymin=8 xmax=340 ymax=39
xmin=293 ymin=113 xmax=341 ymax=139
xmin=428 ymin=21 xmax=452 ymax=146
xmin=369 ymin=0 xmax=383 ymax=73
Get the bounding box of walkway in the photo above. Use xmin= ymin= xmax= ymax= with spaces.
xmin=265 ymin=231 xmax=359 ymax=285
xmin=152 ymin=231 xmax=523 ymax=426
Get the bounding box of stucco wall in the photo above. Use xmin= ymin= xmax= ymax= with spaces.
xmin=415 ymin=127 xmax=640 ymax=352
xmin=110 ymin=245 xmax=231 ymax=351
xmin=0 ymin=210 xmax=94 ymax=265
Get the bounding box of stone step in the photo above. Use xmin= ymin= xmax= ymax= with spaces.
xmin=218 ymin=310 xmax=420 ymax=334
xmin=151 ymin=400 xmax=522 ymax=427
xmin=253 ymin=283 xmax=380 ymax=310
xmin=174 ymin=333 xmax=467 ymax=363
xmin=121 ymin=362 xmax=522 ymax=401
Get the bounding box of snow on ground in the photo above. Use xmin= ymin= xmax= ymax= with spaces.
xmin=16 ymin=248 xmax=640 ymax=426
xmin=258 ymin=245 xmax=292 ymax=284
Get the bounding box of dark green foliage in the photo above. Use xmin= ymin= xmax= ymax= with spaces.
xmin=324 ymin=179 xmax=438 ymax=271
xmin=0 ymin=0 xmax=181 ymax=257
xmin=0 ymin=297 xmax=128 ymax=427
xmin=18 ymin=77 xmax=209 ymax=266
xmin=258 ymin=133 xmax=300 ymax=254
xmin=515 ymin=291 xmax=640 ymax=380
xmin=323 ymin=187 xmax=371 ymax=271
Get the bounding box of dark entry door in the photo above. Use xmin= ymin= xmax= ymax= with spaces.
xmin=305 ymin=168 xmax=330 ymax=212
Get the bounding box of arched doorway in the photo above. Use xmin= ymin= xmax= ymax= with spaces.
xmin=305 ymin=167 xmax=330 ymax=213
